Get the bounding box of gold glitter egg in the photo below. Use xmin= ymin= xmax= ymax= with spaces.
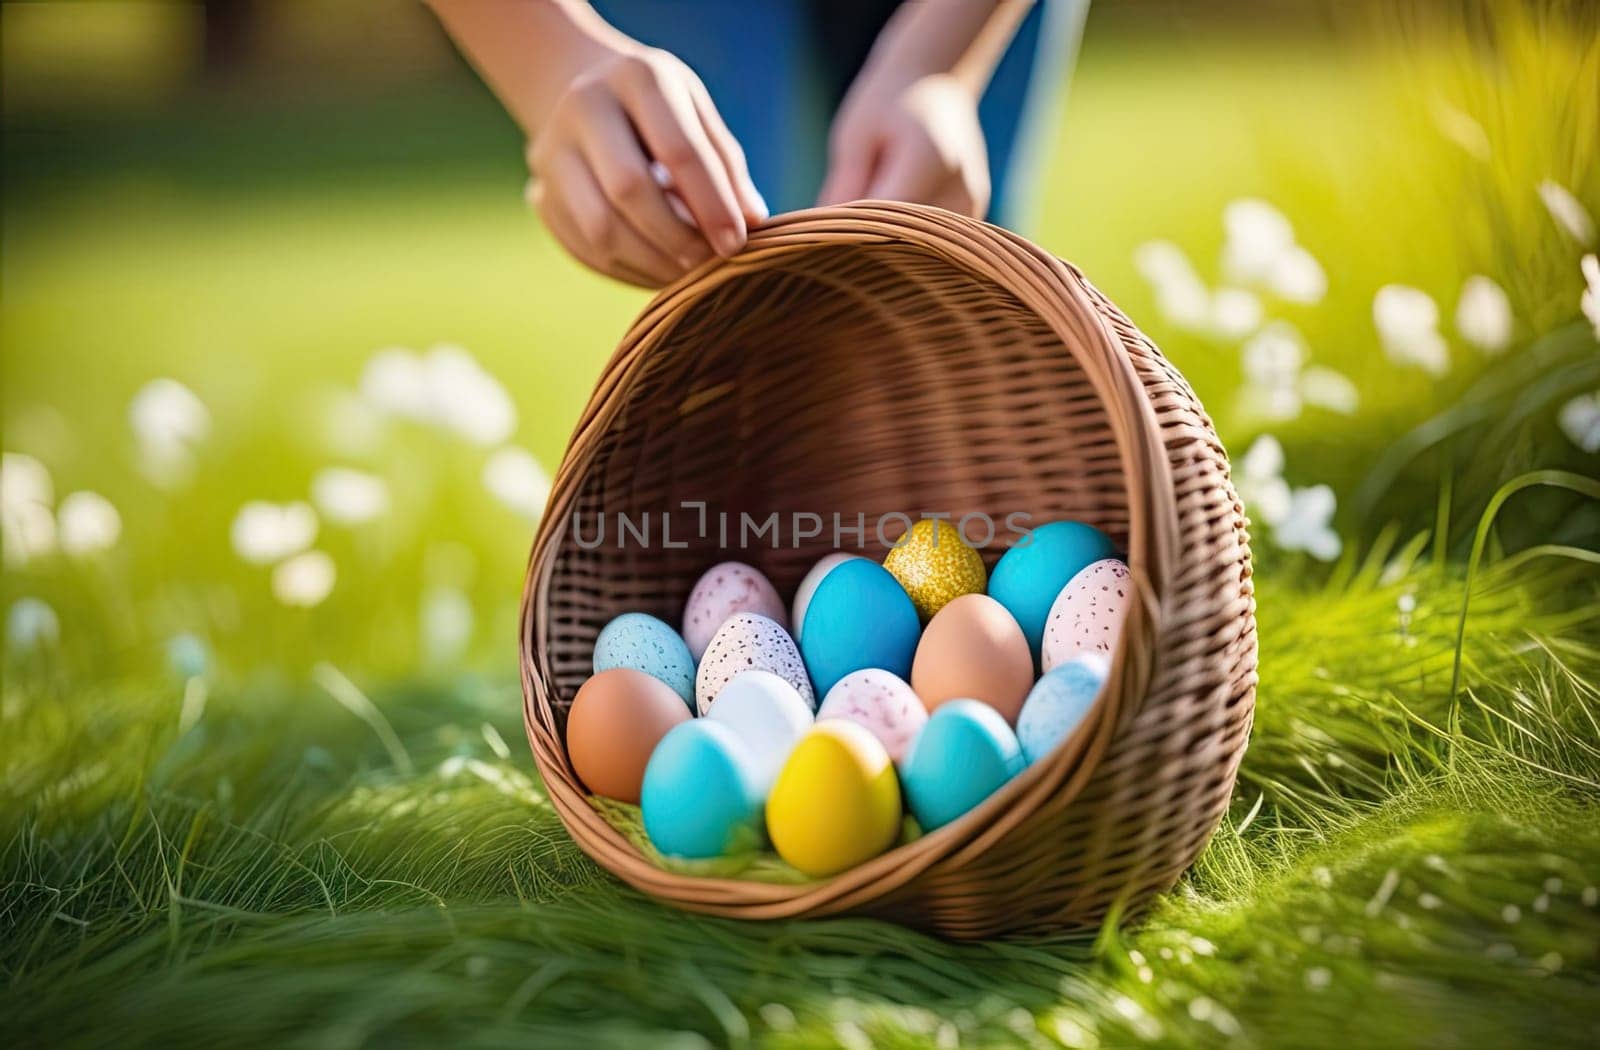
xmin=883 ymin=519 xmax=987 ymax=621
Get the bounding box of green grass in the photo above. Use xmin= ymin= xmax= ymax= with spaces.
xmin=5 ymin=555 xmax=1596 ymax=1047
xmin=4 ymin=5 xmax=1600 ymax=1047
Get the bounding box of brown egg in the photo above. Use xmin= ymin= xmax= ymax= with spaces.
xmin=567 ymin=668 xmax=692 ymax=803
xmin=910 ymin=593 xmax=1034 ymax=724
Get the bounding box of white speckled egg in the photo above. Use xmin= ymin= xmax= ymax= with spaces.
xmin=790 ymin=552 xmax=864 ymax=635
xmin=682 ymin=562 xmax=788 ymax=660
xmin=1041 ymin=559 xmax=1131 ymax=672
xmin=695 ymin=612 xmax=815 ymax=715
xmin=704 ymin=670 xmax=814 ymax=795
xmin=815 ymin=669 xmax=928 ymax=765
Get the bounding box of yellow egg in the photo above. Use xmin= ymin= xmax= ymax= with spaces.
xmin=766 ymin=721 xmax=901 ymax=877
xmin=883 ymin=519 xmax=987 ymax=621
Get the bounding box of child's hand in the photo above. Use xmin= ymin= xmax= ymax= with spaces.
xmin=529 ymin=46 xmax=768 ymax=287
xmin=817 ymin=73 xmax=990 ymax=219
xmin=813 ymin=0 xmax=1032 ymax=221
xmin=428 ymin=1 xmax=765 ymax=288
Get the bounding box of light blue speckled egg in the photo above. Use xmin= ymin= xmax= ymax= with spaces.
xmin=593 ymin=612 xmax=695 ymax=710
xmin=987 ymin=521 xmax=1117 ymax=664
xmin=1016 ymin=654 xmax=1109 ymax=765
xmin=900 ymin=699 xmax=1025 ymax=831
xmin=641 ymin=720 xmax=764 ymax=859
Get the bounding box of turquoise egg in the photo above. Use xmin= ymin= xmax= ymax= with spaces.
xmin=988 ymin=521 xmax=1117 ymax=661
xmin=901 ymin=699 xmax=1025 ymax=831
xmin=593 ymin=612 xmax=695 ymax=710
xmin=1016 ymin=654 xmax=1108 ymax=765
xmin=797 ymin=558 xmax=920 ymax=696
xmin=641 ymin=720 xmax=764 ymax=859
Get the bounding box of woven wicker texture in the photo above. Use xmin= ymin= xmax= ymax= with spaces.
xmin=520 ymin=201 xmax=1256 ymax=940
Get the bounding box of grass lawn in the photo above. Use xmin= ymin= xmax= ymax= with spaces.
xmin=4 ymin=9 xmax=1599 ymax=1047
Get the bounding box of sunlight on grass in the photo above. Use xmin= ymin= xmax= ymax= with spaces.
xmin=3 ymin=3 xmax=1598 ymax=1045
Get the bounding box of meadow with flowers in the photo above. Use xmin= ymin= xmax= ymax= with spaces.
xmin=3 ymin=5 xmax=1599 ymax=1046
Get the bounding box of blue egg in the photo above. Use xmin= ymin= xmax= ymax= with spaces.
xmin=1017 ymin=655 xmax=1108 ymax=765
xmin=798 ymin=558 xmax=920 ymax=696
xmin=641 ymin=720 xmax=764 ymax=859
xmin=593 ymin=612 xmax=695 ymax=710
xmin=988 ymin=521 xmax=1117 ymax=662
xmin=901 ymin=699 xmax=1025 ymax=831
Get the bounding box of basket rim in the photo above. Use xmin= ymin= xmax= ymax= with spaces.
xmin=518 ymin=201 xmax=1183 ymax=918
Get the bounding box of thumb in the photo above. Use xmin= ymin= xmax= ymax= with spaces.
xmin=817 ymin=138 xmax=880 ymax=207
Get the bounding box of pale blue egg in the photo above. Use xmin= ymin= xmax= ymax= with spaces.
xmin=988 ymin=521 xmax=1117 ymax=662
xmin=1017 ymin=655 xmax=1109 ymax=765
xmin=901 ymin=699 xmax=1025 ymax=831
xmin=641 ymin=720 xmax=764 ymax=859
xmin=798 ymin=558 xmax=920 ymax=696
xmin=593 ymin=612 xmax=695 ymax=710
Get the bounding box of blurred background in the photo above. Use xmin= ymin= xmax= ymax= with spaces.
xmin=4 ymin=2 xmax=1599 ymax=1045
xmin=3 ymin=0 xmax=1595 ymax=686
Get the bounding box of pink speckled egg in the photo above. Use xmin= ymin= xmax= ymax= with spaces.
xmin=1041 ymin=558 xmax=1131 ymax=672
xmin=682 ymin=561 xmax=788 ymax=660
xmin=816 ymin=669 xmax=928 ymax=765
xmin=695 ymin=612 xmax=815 ymax=715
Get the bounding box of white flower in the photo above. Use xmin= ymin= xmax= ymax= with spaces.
xmin=57 ymin=491 xmax=121 ymax=557
xmin=359 ymin=345 xmax=517 ymax=446
xmin=1266 ymin=246 xmax=1327 ymax=305
xmin=311 ymin=468 xmax=389 ymax=526
xmin=2 ymin=501 xmax=56 ymax=567
xmin=7 ymin=597 xmax=60 ymax=649
xmin=1134 ymin=240 xmax=1197 ymax=286
xmin=421 ymin=585 xmax=475 ymax=666
xmin=1240 ymin=432 xmax=1285 ymax=478
xmin=1 ymin=452 xmax=53 ymax=512
xmin=1455 ymin=275 xmax=1513 ymax=353
xmin=1558 ymin=392 xmax=1600 ymax=453
xmin=1221 ymin=199 xmax=1326 ymax=304
xmin=1221 ymin=199 xmax=1296 ymax=285
xmin=1210 ymin=287 xmax=1264 ymax=340
xmin=1238 ymin=384 xmax=1301 ymax=423
xmin=1238 ymin=322 xmax=1306 ymax=421
xmin=2 ymin=452 xmax=57 ymax=567
xmin=1374 ymin=285 xmax=1450 ymax=375
xmin=1160 ymin=279 xmax=1213 ymax=330
xmin=1135 ymin=241 xmax=1211 ymax=329
xmin=482 ymin=446 xmax=550 ymax=520
xmin=231 ymin=501 xmax=318 ymax=565
xmin=1247 ymin=480 xmax=1294 ymax=533
xmin=425 ymin=345 xmax=518 ymax=446
xmin=129 ymin=379 xmax=211 ymax=486
xmin=1581 ymin=254 xmax=1600 ymax=339
xmin=1242 ymin=323 xmax=1305 ymax=388
xmin=1235 ymin=434 xmax=1291 ymax=527
xmin=360 ymin=347 xmax=433 ymax=419
xmin=272 ymin=550 xmax=336 ymax=607
xmin=1299 ymin=366 xmax=1360 ymax=414
xmin=1538 ymin=180 xmax=1595 ymax=245
xmin=1274 ymin=485 xmax=1342 ymax=561
xmin=1136 ymin=239 xmax=1269 ymax=337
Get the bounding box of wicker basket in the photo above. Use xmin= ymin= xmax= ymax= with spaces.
xmin=520 ymin=201 xmax=1256 ymax=940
